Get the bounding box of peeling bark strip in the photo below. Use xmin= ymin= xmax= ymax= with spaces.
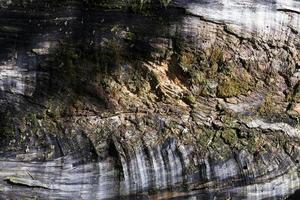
xmin=4 ymin=176 xmax=52 ymax=189
xmin=246 ymin=119 xmax=300 ymax=138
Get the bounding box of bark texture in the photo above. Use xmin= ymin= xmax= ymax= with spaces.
xmin=0 ymin=0 xmax=299 ymax=199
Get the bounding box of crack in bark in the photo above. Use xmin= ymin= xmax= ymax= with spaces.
xmin=277 ymin=8 xmax=300 ymax=15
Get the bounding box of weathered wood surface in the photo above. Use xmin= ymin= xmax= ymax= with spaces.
xmin=0 ymin=0 xmax=299 ymax=199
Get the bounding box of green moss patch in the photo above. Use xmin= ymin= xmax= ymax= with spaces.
xmin=220 ymin=128 xmax=238 ymax=146
xmin=217 ymin=67 xmax=253 ymax=98
xmin=217 ymin=77 xmax=245 ymax=98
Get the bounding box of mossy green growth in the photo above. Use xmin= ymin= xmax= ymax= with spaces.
xmin=178 ymin=47 xmax=254 ymax=98
xmin=160 ymin=0 xmax=172 ymax=7
xmin=217 ymin=76 xmax=245 ymax=97
xmin=211 ymin=132 xmax=232 ymax=159
xmin=208 ymin=47 xmax=224 ymax=68
xmin=179 ymin=51 xmax=197 ymax=72
xmin=47 ymin=37 xmax=125 ymax=97
xmin=178 ymin=47 xmax=228 ymax=97
xmin=217 ymin=66 xmax=252 ymax=98
xmin=258 ymin=94 xmax=279 ymax=114
xmin=111 ymin=25 xmax=136 ymax=41
xmin=183 ymin=92 xmax=196 ymax=105
xmin=242 ymin=133 xmax=262 ymax=153
xmin=46 ymin=107 xmax=61 ymax=120
xmin=258 ymin=95 xmax=275 ymax=114
xmin=193 ymin=127 xmax=214 ymax=150
xmin=124 ymin=31 xmax=136 ymax=41
xmin=220 ymin=115 xmax=238 ymax=127
xmin=220 ymin=128 xmax=238 ymax=146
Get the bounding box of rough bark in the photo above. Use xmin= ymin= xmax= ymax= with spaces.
xmin=0 ymin=0 xmax=299 ymax=199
